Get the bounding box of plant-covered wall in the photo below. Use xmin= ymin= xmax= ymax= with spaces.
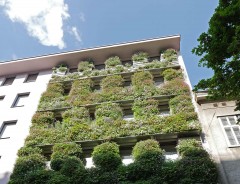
xmin=9 ymin=49 xmax=218 ymax=183
xmin=9 ymin=139 xmax=218 ymax=184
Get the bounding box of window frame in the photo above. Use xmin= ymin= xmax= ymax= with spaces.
xmin=1 ymin=76 xmax=15 ymax=86
xmin=24 ymin=73 xmax=38 ymax=83
xmin=11 ymin=92 xmax=30 ymax=108
xmin=218 ymin=115 xmax=240 ymax=147
xmin=0 ymin=120 xmax=17 ymax=139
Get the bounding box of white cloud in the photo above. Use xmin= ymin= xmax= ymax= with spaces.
xmin=79 ymin=13 xmax=85 ymax=22
xmin=0 ymin=0 xmax=70 ymax=49
xmin=70 ymin=26 xmax=81 ymax=42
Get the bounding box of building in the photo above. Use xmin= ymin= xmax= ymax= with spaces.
xmin=0 ymin=35 xmax=217 ymax=184
xmin=196 ymin=91 xmax=240 ymax=184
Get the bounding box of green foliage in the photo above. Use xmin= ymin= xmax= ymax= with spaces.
xmin=162 ymin=68 xmax=183 ymax=81
xmin=31 ymin=112 xmax=55 ymax=127
xmin=62 ymin=107 xmax=90 ymax=126
xmin=132 ymin=139 xmax=163 ymax=160
xmin=132 ymin=71 xmax=158 ymax=97
xmin=143 ymin=60 xmax=169 ymax=69
xmin=40 ymin=83 xmax=64 ymax=102
xmin=10 ymin=154 xmax=46 ymax=181
xmin=68 ymin=79 xmax=95 ymax=106
xmin=169 ymin=95 xmax=194 ymax=114
xmin=95 ymin=102 xmax=123 ymax=121
xmin=192 ymin=0 xmax=240 ymax=110
xmin=51 ymin=142 xmax=84 ymax=160
xmin=162 ymin=49 xmax=178 ymax=62
xmin=78 ymin=61 xmax=94 ymax=72
xmin=92 ymin=142 xmax=122 ymax=171
xmin=177 ymin=157 xmax=218 ymax=184
xmin=105 ymin=56 xmax=122 ymax=68
xmin=51 ymin=143 xmax=84 ymax=171
xmin=159 ymin=78 xmax=190 ymax=95
xmin=133 ymin=99 xmax=159 ymax=119
xmin=100 ymin=75 xmax=124 ymax=90
xmin=17 ymin=146 xmax=42 ymax=157
xmin=177 ymin=139 xmax=208 ymax=158
xmin=132 ymin=52 xmax=149 ymax=62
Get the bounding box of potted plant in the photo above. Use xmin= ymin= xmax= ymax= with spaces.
xmin=131 ymin=52 xmax=149 ymax=68
xmin=52 ymin=64 xmax=68 ymax=76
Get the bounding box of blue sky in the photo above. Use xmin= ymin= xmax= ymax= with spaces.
xmin=0 ymin=0 xmax=218 ymax=86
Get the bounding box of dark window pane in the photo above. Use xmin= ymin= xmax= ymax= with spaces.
xmin=12 ymin=93 xmax=30 ymax=107
xmin=25 ymin=73 xmax=38 ymax=82
xmin=228 ymin=116 xmax=236 ymax=125
xmin=2 ymin=77 xmax=15 ymax=86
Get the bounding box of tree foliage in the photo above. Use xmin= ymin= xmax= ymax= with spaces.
xmin=192 ymin=0 xmax=240 ymax=110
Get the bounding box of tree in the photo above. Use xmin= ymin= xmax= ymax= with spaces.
xmin=192 ymin=0 xmax=240 ymax=110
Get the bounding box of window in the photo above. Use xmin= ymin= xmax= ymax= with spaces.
xmin=12 ymin=93 xmax=30 ymax=107
xmin=219 ymin=115 xmax=240 ymax=147
xmin=1 ymin=77 xmax=15 ymax=86
xmin=0 ymin=96 xmax=5 ymax=101
xmin=123 ymin=109 xmax=134 ymax=121
xmin=159 ymin=104 xmax=170 ymax=116
xmin=154 ymin=76 xmax=164 ymax=86
xmin=0 ymin=121 xmax=17 ymax=139
xmin=24 ymin=73 xmax=38 ymax=82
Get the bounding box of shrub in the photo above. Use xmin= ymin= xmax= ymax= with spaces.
xmin=132 ymin=71 xmax=153 ymax=87
xmin=105 ymin=56 xmax=122 ymax=68
xmin=100 ymin=75 xmax=124 ymax=90
xmin=40 ymin=83 xmax=64 ymax=102
xmin=143 ymin=60 xmax=168 ymax=69
xmin=132 ymin=52 xmax=149 ymax=62
xmin=125 ymin=140 xmax=165 ymax=181
xmin=62 ymin=107 xmax=90 ymax=126
xmin=68 ymin=79 xmax=95 ymax=106
xmin=92 ymin=142 xmax=122 ymax=171
xmin=177 ymin=157 xmax=218 ymax=184
xmin=177 ymin=139 xmax=208 ymax=158
xmin=51 ymin=142 xmax=84 ymax=160
xmin=59 ymin=157 xmax=85 ymax=177
xmin=133 ymin=99 xmax=159 ymax=120
xmin=95 ymin=102 xmax=123 ymax=121
xmin=10 ymin=154 xmax=46 ymax=181
xmin=78 ymin=61 xmax=94 ymax=72
xmin=162 ymin=68 xmax=183 ymax=81
xmin=162 ymin=49 xmax=178 ymax=62
xmin=46 ymin=172 xmax=71 ymax=184
xmin=132 ymin=71 xmax=158 ymax=97
xmin=158 ymin=78 xmax=190 ymax=95
xmin=51 ymin=142 xmax=84 ymax=171
xmin=17 ymin=146 xmax=42 ymax=157
xmin=169 ymin=95 xmax=194 ymax=114
xmin=132 ymin=139 xmax=163 ymax=160
xmin=31 ymin=112 xmax=55 ymax=127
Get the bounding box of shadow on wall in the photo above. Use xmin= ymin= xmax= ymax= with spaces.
xmin=0 ymin=172 xmax=11 ymax=184
xmin=218 ymin=158 xmax=240 ymax=184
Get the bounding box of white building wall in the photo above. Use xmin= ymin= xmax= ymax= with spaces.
xmin=0 ymin=70 xmax=52 ymax=184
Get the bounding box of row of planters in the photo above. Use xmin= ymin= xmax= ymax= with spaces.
xmin=26 ymin=95 xmax=199 ymax=145
xmin=9 ymin=139 xmax=218 ymax=184
xmin=38 ymin=68 xmax=185 ymax=110
xmin=51 ymin=49 xmax=178 ymax=82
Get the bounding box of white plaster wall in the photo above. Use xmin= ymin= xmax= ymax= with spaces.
xmin=197 ymin=101 xmax=240 ymax=184
xmin=0 ymin=70 xmax=52 ymax=184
